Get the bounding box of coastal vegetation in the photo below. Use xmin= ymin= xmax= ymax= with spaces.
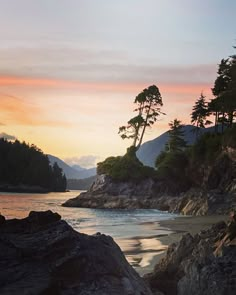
xmin=0 ymin=139 xmax=67 ymax=192
xmin=97 ymin=85 xmax=164 ymax=181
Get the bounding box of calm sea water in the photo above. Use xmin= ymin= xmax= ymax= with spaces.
xmin=0 ymin=190 xmax=177 ymax=273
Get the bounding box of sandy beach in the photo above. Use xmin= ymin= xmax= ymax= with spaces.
xmin=121 ymin=214 xmax=228 ymax=275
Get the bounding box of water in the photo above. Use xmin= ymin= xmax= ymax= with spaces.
xmin=0 ymin=190 xmax=177 ymax=274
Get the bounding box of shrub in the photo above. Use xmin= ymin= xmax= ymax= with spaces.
xmin=97 ymin=146 xmax=155 ymax=181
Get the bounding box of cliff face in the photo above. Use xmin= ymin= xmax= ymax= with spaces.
xmin=63 ymin=148 xmax=236 ymax=215
xmin=0 ymin=211 xmax=152 ymax=295
xmin=145 ymin=220 xmax=236 ymax=295
xmin=188 ymin=147 xmax=236 ymax=192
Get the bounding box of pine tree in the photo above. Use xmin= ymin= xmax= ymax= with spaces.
xmin=191 ymin=93 xmax=211 ymax=137
xmin=167 ymin=119 xmax=187 ymax=152
xmin=210 ymin=50 xmax=236 ymax=130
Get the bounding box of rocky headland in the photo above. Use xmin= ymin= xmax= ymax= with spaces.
xmin=63 ymin=148 xmax=236 ymax=216
xmin=0 ymin=210 xmax=151 ymax=295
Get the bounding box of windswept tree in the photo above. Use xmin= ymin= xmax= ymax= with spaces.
xmin=191 ymin=92 xmax=211 ymax=137
xmin=118 ymin=85 xmax=164 ymax=151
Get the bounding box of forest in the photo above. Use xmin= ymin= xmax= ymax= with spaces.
xmin=0 ymin=139 xmax=67 ymax=192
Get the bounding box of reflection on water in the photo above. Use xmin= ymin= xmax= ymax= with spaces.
xmin=0 ymin=190 xmax=176 ymax=274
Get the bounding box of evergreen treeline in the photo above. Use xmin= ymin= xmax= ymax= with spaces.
xmin=0 ymin=139 xmax=67 ymax=192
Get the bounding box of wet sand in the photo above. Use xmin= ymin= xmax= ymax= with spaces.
xmin=120 ymin=215 xmax=228 ymax=275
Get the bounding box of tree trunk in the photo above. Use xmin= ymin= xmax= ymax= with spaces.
xmin=136 ymin=102 xmax=152 ymax=150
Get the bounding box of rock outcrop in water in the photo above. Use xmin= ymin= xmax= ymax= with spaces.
xmin=145 ymin=219 xmax=236 ymax=295
xmin=0 ymin=210 xmax=152 ymax=295
xmin=63 ymin=174 xmax=156 ymax=209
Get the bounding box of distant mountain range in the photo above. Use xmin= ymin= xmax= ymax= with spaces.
xmin=137 ymin=125 xmax=216 ymax=167
xmin=47 ymin=155 xmax=96 ymax=179
xmin=48 ymin=125 xmax=218 ymax=179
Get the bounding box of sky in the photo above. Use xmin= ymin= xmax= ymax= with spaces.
xmin=0 ymin=0 xmax=235 ymax=168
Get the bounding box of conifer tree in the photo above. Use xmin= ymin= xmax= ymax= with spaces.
xmin=167 ymin=119 xmax=187 ymax=152
xmin=191 ymin=93 xmax=211 ymax=137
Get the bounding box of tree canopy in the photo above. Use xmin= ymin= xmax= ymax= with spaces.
xmin=119 ymin=85 xmax=164 ymax=151
xmin=209 ymin=50 xmax=236 ymax=130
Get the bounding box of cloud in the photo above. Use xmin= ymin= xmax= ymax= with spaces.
xmin=0 ymin=62 xmax=217 ymax=85
xmin=0 ymin=92 xmax=73 ymax=127
xmin=0 ymin=132 xmax=16 ymax=140
xmin=64 ymin=155 xmax=99 ymax=169
xmin=0 ymin=75 xmax=212 ymax=96
xmin=0 ymin=44 xmax=217 ymax=86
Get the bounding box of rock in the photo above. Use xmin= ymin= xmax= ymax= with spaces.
xmin=62 ymin=174 xmax=156 ymax=209
xmin=0 ymin=211 xmax=152 ymax=295
xmin=145 ymin=220 xmax=236 ymax=295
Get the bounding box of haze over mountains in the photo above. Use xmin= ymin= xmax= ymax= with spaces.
xmin=47 ymin=155 xmax=96 ymax=179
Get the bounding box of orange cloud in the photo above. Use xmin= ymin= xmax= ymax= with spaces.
xmin=0 ymin=75 xmax=212 ymax=95
xmin=0 ymin=93 xmax=72 ymax=127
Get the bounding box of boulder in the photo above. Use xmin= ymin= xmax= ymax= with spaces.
xmin=0 ymin=210 xmax=152 ymax=295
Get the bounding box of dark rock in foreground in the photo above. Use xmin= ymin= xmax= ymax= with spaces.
xmin=0 ymin=210 xmax=152 ymax=295
xmin=145 ymin=220 xmax=236 ymax=295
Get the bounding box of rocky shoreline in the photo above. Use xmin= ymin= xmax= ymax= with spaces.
xmin=63 ymin=147 xmax=236 ymax=215
xmin=62 ymin=174 xmax=236 ymax=216
xmin=145 ymin=217 xmax=236 ymax=295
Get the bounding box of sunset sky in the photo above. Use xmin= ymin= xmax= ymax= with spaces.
xmin=0 ymin=0 xmax=236 ymax=168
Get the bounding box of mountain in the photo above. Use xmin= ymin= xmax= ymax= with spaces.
xmin=136 ymin=125 xmax=216 ymax=167
xmin=47 ymin=155 xmax=96 ymax=179
xmin=71 ymin=164 xmax=85 ymax=172
xmin=72 ymin=165 xmax=97 ymax=178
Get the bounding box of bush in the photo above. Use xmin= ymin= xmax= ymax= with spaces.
xmin=97 ymin=146 xmax=155 ymax=181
